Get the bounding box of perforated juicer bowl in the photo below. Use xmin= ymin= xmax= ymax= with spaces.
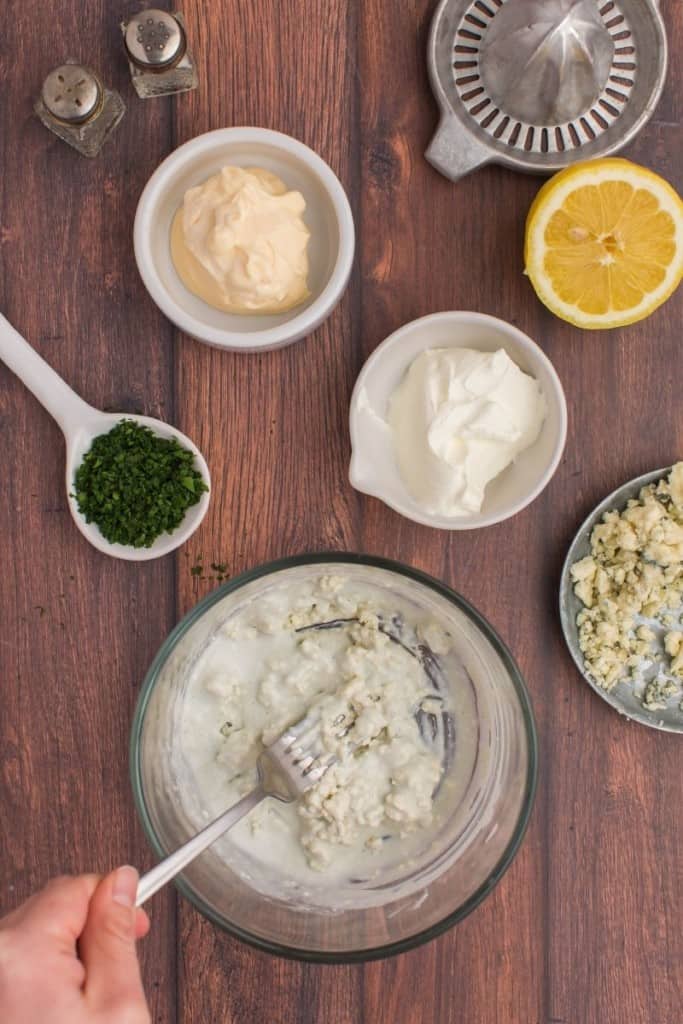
xmin=427 ymin=0 xmax=667 ymax=181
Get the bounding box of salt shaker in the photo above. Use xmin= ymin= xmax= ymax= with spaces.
xmin=121 ymin=10 xmax=198 ymax=98
xmin=34 ymin=61 xmax=125 ymax=158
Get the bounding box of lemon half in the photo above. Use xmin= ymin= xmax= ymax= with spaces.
xmin=524 ymin=158 xmax=683 ymax=329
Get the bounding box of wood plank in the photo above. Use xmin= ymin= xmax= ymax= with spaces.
xmin=0 ymin=7 xmax=177 ymax=1023
xmin=172 ymin=2 xmax=363 ymax=1022
xmin=357 ymin=2 xmax=546 ymax=1021
xmin=546 ymin=3 xmax=683 ymax=1020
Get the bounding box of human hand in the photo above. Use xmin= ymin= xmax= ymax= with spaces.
xmin=0 ymin=867 xmax=151 ymax=1024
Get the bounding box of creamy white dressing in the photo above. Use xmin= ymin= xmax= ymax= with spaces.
xmin=175 ymin=574 xmax=479 ymax=896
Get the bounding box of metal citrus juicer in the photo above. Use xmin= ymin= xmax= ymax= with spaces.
xmin=426 ymin=0 xmax=668 ymax=180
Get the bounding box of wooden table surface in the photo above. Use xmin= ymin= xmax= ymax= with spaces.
xmin=1 ymin=2 xmax=681 ymax=1022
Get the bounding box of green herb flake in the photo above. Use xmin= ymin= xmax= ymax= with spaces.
xmin=71 ymin=419 xmax=208 ymax=549
xmin=189 ymin=558 xmax=230 ymax=582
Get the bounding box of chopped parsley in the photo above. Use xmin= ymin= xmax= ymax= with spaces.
xmin=189 ymin=556 xmax=230 ymax=582
xmin=72 ymin=419 xmax=208 ymax=548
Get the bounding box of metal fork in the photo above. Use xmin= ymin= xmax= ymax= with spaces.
xmin=135 ymin=715 xmax=334 ymax=906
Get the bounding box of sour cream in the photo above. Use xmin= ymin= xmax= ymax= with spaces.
xmin=388 ymin=347 xmax=546 ymax=516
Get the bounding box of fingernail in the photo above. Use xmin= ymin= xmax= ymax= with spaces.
xmin=112 ymin=865 xmax=139 ymax=907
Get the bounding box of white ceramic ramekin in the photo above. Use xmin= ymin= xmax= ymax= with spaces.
xmin=134 ymin=128 xmax=355 ymax=351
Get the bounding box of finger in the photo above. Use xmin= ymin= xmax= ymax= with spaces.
xmin=79 ymin=866 xmax=148 ymax=1017
xmin=135 ymin=908 xmax=151 ymax=940
xmin=2 ymin=875 xmax=100 ymax=950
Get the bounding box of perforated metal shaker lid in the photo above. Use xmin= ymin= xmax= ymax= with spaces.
xmin=41 ymin=64 xmax=102 ymax=124
xmin=125 ymin=9 xmax=185 ymax=68
xmin=426 ymin=0 xmax=668 ymax=181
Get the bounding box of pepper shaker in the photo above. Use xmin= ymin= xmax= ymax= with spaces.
xmin=34 ymin=61 xmax=125 ymax=157
xmin=121 ymin=10 xmax=198 ymax=98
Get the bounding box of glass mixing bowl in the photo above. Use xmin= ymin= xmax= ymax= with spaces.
xmin=130 ymin=554 xmax=537 ymax=962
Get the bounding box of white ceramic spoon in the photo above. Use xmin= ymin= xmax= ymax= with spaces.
xmin=0 ymin=312 xmax=211 ymax=560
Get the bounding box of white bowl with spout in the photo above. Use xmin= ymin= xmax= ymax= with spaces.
xmin=349 ymin=311 xmax=567 ymax=530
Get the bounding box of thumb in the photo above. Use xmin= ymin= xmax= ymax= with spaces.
xmin=79 ymin=866 xmax=149 ymax=1019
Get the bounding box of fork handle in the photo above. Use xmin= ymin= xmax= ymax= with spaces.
xmin=136 ymin=785 xmax=265 ymax=906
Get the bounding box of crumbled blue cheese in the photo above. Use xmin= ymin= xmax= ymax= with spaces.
xmin=570 ymin=464 xmax=683 ymax=709
xmin=188 ymin=575 xmax=449 ymax=871
xmin=643 ymin=677 xmax=678 ymax=711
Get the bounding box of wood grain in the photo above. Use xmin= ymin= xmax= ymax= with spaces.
xmin=0 ymin=1 xmax=681 ymax=1023
xmin=0 ymin=6 xmax=178 ymax=1023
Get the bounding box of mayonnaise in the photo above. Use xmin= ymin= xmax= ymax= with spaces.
xmin=171 ymin=165 xmax=311 ymax=314
xmin=388 ymin=348 xmax=546 ymax=516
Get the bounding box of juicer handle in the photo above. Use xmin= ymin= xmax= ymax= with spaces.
xmin=425 ymin=114 xmax=492 ymax=182
xmin=0 ymin=312 xmax=96 ymax=438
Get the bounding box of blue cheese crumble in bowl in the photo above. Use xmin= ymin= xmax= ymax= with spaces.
xmin=131 ymin=554 xmax=537 ymax=961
